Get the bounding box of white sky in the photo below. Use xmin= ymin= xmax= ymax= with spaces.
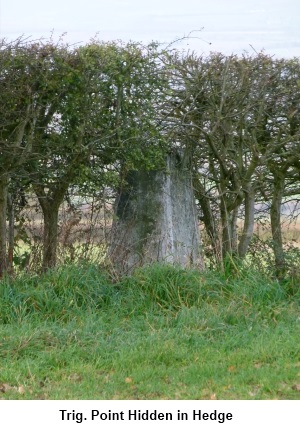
xmin=0 ymin=0 xmax=299 ymax=58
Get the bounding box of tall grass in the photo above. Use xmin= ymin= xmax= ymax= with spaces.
xmin=0 ymin=263 xmax=114 ymax=324
xmin=0 ymin=262 xmax=300 ymax=399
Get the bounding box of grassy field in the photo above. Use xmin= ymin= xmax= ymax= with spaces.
xmin=0 ymin=263 xmax=300 ymax=399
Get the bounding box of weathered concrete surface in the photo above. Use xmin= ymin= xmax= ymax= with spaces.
xmin=109 ymin=153 xmax=204 ymax=274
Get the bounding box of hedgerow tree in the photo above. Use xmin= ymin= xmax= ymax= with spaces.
xmin=0 ymin=39 xmax=92 ymax=271
xmin=260 ymin=58 xmax=300 ymax=276
xmin=0 ymin=38 xmax=55 ymax=276
xmin=162 ymin=53 xmax=262 ymax=261
xmin=163 ymin=52 xmax=300 ymax=272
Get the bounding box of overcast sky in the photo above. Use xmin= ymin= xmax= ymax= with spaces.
xmin=0 ymin=0 xmax=299 ymax=58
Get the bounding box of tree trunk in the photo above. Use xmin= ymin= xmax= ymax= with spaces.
xmin=7 ymin=193 xmax=15 ymax=274
xmin=0 ymin=175 xmax=8 ymax=277
xmin=39 ymin=200 xmax=60 ymax=271
xmin=194 ymin=176 xmax=222 ymax=263
xmin=229 ymin=206 xmax=239 ymax=254
xmin=34 ymin=181 xmax=70 ymax=271
xmin=270 ymin=171 xmax=286 ymax=278
xmin=109 ymin=153 xmax=204 ymax=274
xmin=238 ymin=185 xmax=255 ymax=258
xmin=220 ymin=192 xmax=232 ymax=259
